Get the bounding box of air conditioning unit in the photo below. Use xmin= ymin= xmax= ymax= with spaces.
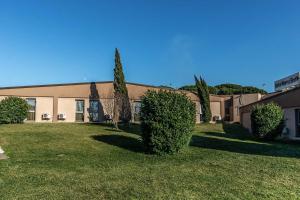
xmin=58 ymin=113 xmax=66 ymax=120
xmin=213 ymin=115 xmax=222 ymax=121
xmin=42 ymin=113 xmax=51 ymax=120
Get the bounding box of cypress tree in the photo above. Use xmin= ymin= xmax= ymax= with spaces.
xmin=113 ymin=48 xmax=132 ymax=127
xmin=194 ymin=75 xmax=212 ymax=123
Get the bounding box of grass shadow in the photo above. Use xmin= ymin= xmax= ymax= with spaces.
xmin=83 ymin=122 xmax=141 ymax=136
xmin=91 ymin=134 xmax=144 ymax=153
xmin=203 ymin=123 xmax=253 ymax=140
xmin=103 ymin=128 xmax=122 ymax=133
xmin=118 ymin=123 xmax=141 ymax=136
xmin=190 ymin=135 xmax=300 ymax=158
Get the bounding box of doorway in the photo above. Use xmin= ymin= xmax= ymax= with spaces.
xmin=75 ymin=100 xmax=85 ymax=122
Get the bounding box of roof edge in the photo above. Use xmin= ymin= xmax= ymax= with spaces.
xmin=0 ymin=81 xmax=178 ymax=91
xmin=240 ymin=86 xmax=300 ymax=109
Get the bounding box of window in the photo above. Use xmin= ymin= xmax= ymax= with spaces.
xmin=75 ymin=100 xmax=85 ymax=122
xmin=26 ymin=98 xmax=36 ymax=121
xmin=133 ymin=102 xmax=141 ymax=122
xmin=134 ymin=102 xmax=141 ymax=114
xmin=236 ymin=106 xmax=239 ymax=116
xmin=89 ymin=100 xmax=99 ymax=122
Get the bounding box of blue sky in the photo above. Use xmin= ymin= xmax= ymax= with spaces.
xmin=0 ymin=0 xmax=300 ymax=92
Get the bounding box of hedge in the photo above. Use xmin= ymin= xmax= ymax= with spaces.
xmin=251 ymin=103 xmax=285 ymax=140
xmin=0 ymin=96 xmax=29 ymax=124
xmin=140 ymin=90 xmax=196 ymax=154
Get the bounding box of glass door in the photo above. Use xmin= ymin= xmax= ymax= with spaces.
xmin=296 ymin=109 xmax=300 ymax=137
xmin=75 ymin=100 xmax=84 ymax=122
xmin=26 ymin=98 xmax=36 ymax=121
xmin=89 ymin=100 xmax=99 ymax=122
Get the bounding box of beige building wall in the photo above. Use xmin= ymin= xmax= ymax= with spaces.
xmin=58 ymin=98 xmax=111 ymax=123
xmin=35 ymin=97 xmax=53 ymax=122
xmin=242 ymin=107 xmax=300 ymax=140
xmin=210 ymin=102 xmax=221 ymax=120
xmin=58 ymin=98 xmax=76 ymax=122
xmin=0 ymin=96 xmax=54 ymax=122
xmin=240 ymin=88 xmax=300 ymax=140
xmin=284 ymin=108 xmax=296 ymax=139
xmin=0 ymin=81 xmax=264 ymax=124
xmin=194 ymin=101 xmax=201 ymax=123
xmin=241 ymin=112 xmax=251 ymax=132
xmin=58 ymin=98 xmax=92 ymax=123
xmin=232 ymin=94 xmax=262 ymax=122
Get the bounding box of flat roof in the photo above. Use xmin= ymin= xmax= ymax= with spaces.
xmin=240 ymin=86 xmax=300 ymax=109
xmin=0 ymin=81 xmax=171 ymax=90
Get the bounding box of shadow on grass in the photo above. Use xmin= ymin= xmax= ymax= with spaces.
xmin=203 ymin=123 xmax=253 ymax=140
xmin=190 ymin=134 xmax=300 ymax=158
xmin=85 ymin=122 xmax=141 ymax=136
xmin=91 ymin=134 xmax=144 ymax=153
xmin=118 ymin=123 xmax=141 ymax=136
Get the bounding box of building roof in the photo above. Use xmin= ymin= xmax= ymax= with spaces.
xmin=0 ymin=81 xmax=200 ymax=101
xmin=240 ymin=86 xmax=300 ymax=111
xmin=0 ymin=81 xmax=168 ymax=90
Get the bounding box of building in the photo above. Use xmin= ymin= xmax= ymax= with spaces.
xmin=214 ymin=93 xmax=263 ymax=122
xmin=0 ymin=81 xmax=261 ymax=123
xmin=275 ymin=72 xmax=300 ymax=92
xmin=240 ymin=87 xmax=300 ymax=140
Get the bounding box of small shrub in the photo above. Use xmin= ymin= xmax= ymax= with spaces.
xmin=140 ymin=90 xmax=196 ymax=154
xmin=0 ymin=97 xmax=29 ymax=124
xmin=251 ymin=103 xmax=285 ymax=140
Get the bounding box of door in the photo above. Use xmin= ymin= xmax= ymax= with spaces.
xmin=75 ymin=100 xmax=85 ymax=122
xmin=296 ymin=109 xmax=300 ymax=137
xmin=89 ymin=100 xmax=99 ymax=122
xmin=26 ymin=98 xmax=36 ymax=121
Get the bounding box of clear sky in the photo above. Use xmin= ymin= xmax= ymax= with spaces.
xmin=0 ymin=0 xmax=300 ymax=92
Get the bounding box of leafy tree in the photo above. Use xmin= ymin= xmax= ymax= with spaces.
xmin=141 ymin=90 xmax=196 ymax=154
xmin=251 ymin=103 xmax=284 ymax=140
xmin=179 ymin=83 xmax=267 ymax=95
xmin=215 ymin=84 xmax=267 ymax=95
xmin=113 ymin=48 xmax=131 ymax=128
xmin=208 ymin=86 xmax=218 ymax=95
xmin=0 ymin=97 xmax=29 ymax=124
xmin=194 ymin=76 xmax=212 ymax=122
xmin=178 ymin=85 xmax=197 ymax=93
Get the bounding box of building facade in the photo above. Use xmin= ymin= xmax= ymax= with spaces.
xmin=240 ymin=87 xmax=300 ymax=140
xmin=0 ymin=81 xmax=260 ymax=124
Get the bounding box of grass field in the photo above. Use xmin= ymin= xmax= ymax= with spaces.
xmin=0 ymin=123 xmax=300 ymax=199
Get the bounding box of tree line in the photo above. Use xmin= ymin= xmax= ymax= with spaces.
xmin=179 ymin=83 xmax=267 ymax=95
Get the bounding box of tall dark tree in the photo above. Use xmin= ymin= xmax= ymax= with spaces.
xmin=113 ymin=48 xmax=131 ymax=128
xmin=194 ymin=75 xmax=212 ymax=123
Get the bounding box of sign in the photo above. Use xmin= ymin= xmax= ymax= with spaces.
xmin=275 ymin=72 xmax=300 ymax=92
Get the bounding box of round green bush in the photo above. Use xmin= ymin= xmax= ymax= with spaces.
xmin=0 ymin=97 xmax=29 ymax=124
xmin=140 ymin=90 xmax=196 ymax=154
xmin=251 ymin=103 xmax=285 ymax=140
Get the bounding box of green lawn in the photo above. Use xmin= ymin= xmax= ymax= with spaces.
xmin=1 ymin=123 xmax=300 ymax=199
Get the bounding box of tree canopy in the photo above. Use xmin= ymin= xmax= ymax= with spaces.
xmin=194 ymin=76 xmax=211 ymax=123
xmin=113 ymin=48 xmax=131 ymax=126
xmin=179 ymin=83 xmax=267 ymax=95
